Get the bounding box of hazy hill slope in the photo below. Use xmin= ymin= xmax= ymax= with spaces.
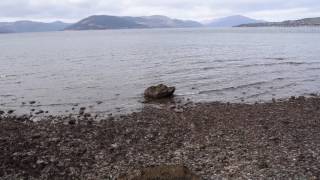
xmin=0 ymin=27 xmax=13 ymax=33
xmin=127 ymin=15 xmax=203 ymax=28
xmin=65 ymin=15 xmax=202 ymax=30
xmin=206 ymin=15 xmax=265 ymax=27
xmin=238 ymin=17 xmax=320 ymax=27
xmin=65 ymin=15 xmax=147 ymax=30
xmin=0 ymin=21 xmax=71 ymax=33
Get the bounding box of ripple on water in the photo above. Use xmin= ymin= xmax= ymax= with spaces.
xmin=199 ymin=81 xmax=270 ymax=95
xmin=238 ymin=61 xmax=308 ymax=68
xmin=1 ymin=28 xmax=320 ymax=115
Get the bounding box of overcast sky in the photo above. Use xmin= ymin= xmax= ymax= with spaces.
xmin=1 ymin=0 xmax=320 ymax=22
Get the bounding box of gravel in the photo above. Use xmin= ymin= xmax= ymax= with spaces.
xmin=0 ymin=96 xmax=320 ymax=179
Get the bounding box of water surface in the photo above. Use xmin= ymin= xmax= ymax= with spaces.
xmin=1 ymin=27 xmax=320 ymax=115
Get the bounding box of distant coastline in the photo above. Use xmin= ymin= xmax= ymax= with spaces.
xmin=1 ymin=15 xmax=320 ymax=34
xmin=237 ymin=17 xmax=320 ymax=27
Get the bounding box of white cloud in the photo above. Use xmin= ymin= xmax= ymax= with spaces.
xmin=247 ymin=8 xmax=320 ymax=21
xmin=0 ymin=0 xmax=319 ymax=22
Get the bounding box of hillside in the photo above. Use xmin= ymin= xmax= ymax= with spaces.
xmin=65 ymin=15 xmax=147 ymax=30
xmin=65 ymin=15 xmax=202 ymax=30
xmin=127 ymin=15 xmax=202 ymax=28
xmin=238 ymin=17 xmax=320 ymax=27
xmin=0 ymin=27 xmax=13 ymax=33
xmin=0 ymin=21 xmax=71 ymax=33
xmin=205 ymin=15 xmax=265 ymax=27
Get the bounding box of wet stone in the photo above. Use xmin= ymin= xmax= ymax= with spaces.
xmin=144 ymin=84 xmax=175 ymax=99
xmin=79 ymin=107 xmax=86 ymax=115
xmin=1 ymin=96 xmax=320 ymax=179
xmin=68 ymin=119 xmax=76 ymax=125
xmin=35 ymin=110 xmax=44 ymax=115
xmin=84 ymin=113 xmax=91 ymax=118
xmin=174 ymin=108 xmax=184 ymax=113
xmin=96 ymin=101 xmax=103 ymax=105
xmin=7 ymin=110 xmax=14 ymax=114
xmin=29 ymin=101 xmax=36 ymax=105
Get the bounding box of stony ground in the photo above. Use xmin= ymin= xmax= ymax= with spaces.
xmin=0 ymin=96 xmax=320 ymax=179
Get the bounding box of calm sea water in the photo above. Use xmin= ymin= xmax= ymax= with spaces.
xmin=1 ymin=27 xmax=320 ymax=115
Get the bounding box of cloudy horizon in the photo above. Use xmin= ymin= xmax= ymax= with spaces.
xmin=1 ymin=0 xmax=320 ymax=23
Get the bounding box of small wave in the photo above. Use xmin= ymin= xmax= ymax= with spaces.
xmin=32 ymin=103 xmax=80 ymax=107
xmin=0 ymin=94 xmax=15 ymax=97
xmin=0 ymin=73 xmax=35 ymax=79
xmin=199 ymin=81 xmax=268 ymax=94
xmin=271 ymin=83 xmax=297 ymax=90
xmin=239 ymin=61 xmax=306 ymax=68
xmin=213 ymin=59 xmax=244 ymax=63
xmin=0 ymin=74 xmax=18 ymax=78
xmin=22 ymin=73 xmax=36 ymax=76
xmin=68 ymin=58 xmax=88 ymax=63
xmin=245 ymin=91 xmax=270 ymax=99
xmin=190 ymin=61 xmax=208 ymax=65
xmin=202 ymin=66 xmax=222 ymax=71
xmin=87 ymin=86 xmax=100 ymax=89
xmin=165 ymin=67 xmax=195 ymax=75
xmin=64 ymin=86 xmax=78 ymax=90
xmin=305 ymin=67 xmax=320 ymax=71
xmin=303 ymin=78 xmax=317 ymax=82
xmin=265 ymin=57 xmax=286 ymax=61
xmin=25 ymin=88 xmax=50 ymax=91
xmin=180 ymin=55 xmax=203 ymax=59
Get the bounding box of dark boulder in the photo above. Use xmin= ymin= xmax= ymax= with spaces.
xmin=144 ymin=84 xmax=175 ymax=99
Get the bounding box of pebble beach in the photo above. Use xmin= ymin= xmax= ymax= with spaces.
xmin=1 ymin=96 xmax=320 ymax=179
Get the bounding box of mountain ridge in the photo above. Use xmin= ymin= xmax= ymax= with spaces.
xmin=65 ymin=15 xmax=203 ymax=30
xmin=237 ymin=17 xmax=320 ymax=27
xmin=0 ymin=20 xmax=71 ymax=33
xmin=205 ymin=15 xmax=265 ymax=27
xmin=2 ymin=15 xmax=320 ymax=33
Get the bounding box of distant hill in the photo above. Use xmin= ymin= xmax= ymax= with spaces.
xmin=0 ymin=27 xmax=13 ymax=33
xmin=65 ymin=15 xmax=147 ymax=30
xmin=0 ymin=21 xmax=71 ymax=33
xmin=205 ymin=15 xmax=265 ymax=27
xmin=237 ymin=17 xmax=320 ymax=27
xmin=65 ymin=15 xmax=203 ymax=30
xmin=127 ymin=15 xmax=203 ymax=28
xmin=7 ymin=15 xmax=320 ymax=33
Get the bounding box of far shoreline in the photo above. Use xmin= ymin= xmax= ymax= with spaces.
xmin=1 ymin=93 xmax=319 ymax=120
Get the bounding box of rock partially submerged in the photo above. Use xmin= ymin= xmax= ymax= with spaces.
xmin=144 ymin=84 xmax=175 ymax=99
xmin=118 ymin=165 xmax=200 ymax=180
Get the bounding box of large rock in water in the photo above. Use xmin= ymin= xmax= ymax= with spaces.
xmin=144 ymin=84 xmax=175 ymax=99
xmin=118 ymin=165 xmax=200 ymax=180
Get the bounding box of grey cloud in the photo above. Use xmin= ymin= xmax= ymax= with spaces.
xmin=0 ymin=0 xmax=319 ymax=22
